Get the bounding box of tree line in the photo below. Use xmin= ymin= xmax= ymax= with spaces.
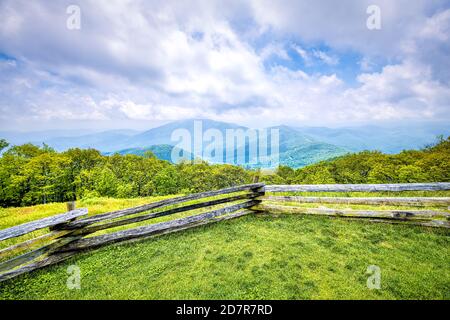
xmin=0 ymin=136 xmax=448 ymax=207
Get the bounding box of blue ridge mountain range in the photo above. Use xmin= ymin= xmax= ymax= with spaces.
xmin=1 ymin=119 xmax=448 ymax=168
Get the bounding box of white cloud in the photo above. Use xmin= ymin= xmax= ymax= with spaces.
xmin=358 ymin=57 xmax=375 ymax=71
xmin=312 ymin=50 xmax=339 ymax=65
xmin=292 ymin=44 xmax=311 ymax=65
xmin=260 ymin=43 xmax=290 ymax=61
xmin=249 ymin=0 xmax=446 ymax=56
xmin=0 ymin=0 xmax=449 ymax=130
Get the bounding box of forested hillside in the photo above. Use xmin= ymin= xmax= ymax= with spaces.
xmin=263 ymin=136 xmax=450 ymax=185
xmin=0 ymin=136 xmax=449 ymax=208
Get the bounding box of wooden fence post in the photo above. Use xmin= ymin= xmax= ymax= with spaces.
xmin=67 ymin=201 xmax=76 ymax=211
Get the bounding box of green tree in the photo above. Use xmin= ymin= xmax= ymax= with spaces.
xmin=93 ymin=167 xmax=119 ymax=197
xmin=20 ymin=153 xmax=70 ymax=205
xmin=0 ymin=139 xmax=9 ymax=152
xmin=5 ymin=143 xmax=45 ymax=158
xmin=300 ymin=166 xmax=336 ymax=184
xmin=367 ymin=164 xmax=398 ymax=183
xmin=397 ymin=165 xmax=427 ymax=183
xmin=116 ymin=183 xmax=135 ymax=198
xmin=153 ymin=165 xmax=181 ymax=195
xmin=63 ymin=148 xmax=105 ymax=199
xmin=276 ymin=166 xmax=295 ymax=184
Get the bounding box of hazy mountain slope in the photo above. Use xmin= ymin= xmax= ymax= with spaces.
xmin=279 ymin=143 xmax=348 ymax=167
xmin=0 ymin=129 xmax=140 ymax=152
xmin=42 ymin=130 xmax=140 ymax=152
xmin=2 ymin=119 xmax=447 ymax=168
xmin=104 ymin=144 xmax=191 ymax=162
xmin=126 ymin=119 xmax=246 ymax=148
xmin=293 ymin=123 xmax=450 ymax=153
xmin=0 ymin=129 xmax=99 ymax=145
xmin=97 ymin=120 xmax=347 ymax=167
xmin=261 ymin=125 xmax=348 ymax=167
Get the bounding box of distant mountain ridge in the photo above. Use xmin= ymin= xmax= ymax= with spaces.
xmin=292 ymin=123 xmax=450 ymax=153
xmin=128 ymin=119 xmax=246 ymax=149
xmin=103 ymin=144 xmax=191 ymax=162
xmin=1 ymin=119 xmax=448 ymax=168
xmin=0 ymin=129 xmax=139 ymax=152
xmin=97 ymin=119 xmax=349 ymax=167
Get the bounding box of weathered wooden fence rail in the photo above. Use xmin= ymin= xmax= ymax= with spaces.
xmin=0 ymin=209 xmax=88 ymax=241
xmin=256 ymin=182 xmax=450 ymax=229
xmin=264 ymin=182 xmax=450 ymax=192
xmin=0 ymin=182 xmax=449 ymax=282
xmin=262 ymin=196 xmax=450 ymax=206
xmin=0 ymin=183 xmax=264 ymax=281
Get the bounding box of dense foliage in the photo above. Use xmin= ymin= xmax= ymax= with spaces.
xmin=0 ymin=139 xmax=253 ymax=207
xmin=262 ymin=136 xmax=450 ymax=185
xmin=0 ymin=136 xmax=449 ymax=207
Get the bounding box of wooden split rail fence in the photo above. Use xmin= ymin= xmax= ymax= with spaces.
xmin=256 ymin=183 xmax=450 ymax=229
xmin=0 ymin=182 xmax=449 ymax=282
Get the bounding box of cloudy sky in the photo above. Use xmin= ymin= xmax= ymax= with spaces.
xmin=0 ymin=0 xmax=449 ymax=130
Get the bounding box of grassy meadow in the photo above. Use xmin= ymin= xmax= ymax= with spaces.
xmin=0 ymin=194 xmax=449 ymax=300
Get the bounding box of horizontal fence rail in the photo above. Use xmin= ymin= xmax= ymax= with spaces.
xmin=58 ymin=200 xmax=259 ymax=252
xmin=0 ymin=209 xmax=87 ymax=241
xmin=258 ymin=183 xmax=450 ymax=229
xmin=0 ymin=182 xmax=449 ymax=282
xmin=261 ymin=196 xmax=450 ymax=207
xmin=64 ymin=183 xmax=265 ymax=228
xmin=0 ymin=230 xmax=73 ymax=261
xmin=0 ymin=183 xmax=263 ymax=282
xmin=254 ymin=203 xmax=449 ymax=220
xmin=265 ymin=182 xmax=450 ymax=193
xmin=58 ymin=192 xmax=261 ymax=235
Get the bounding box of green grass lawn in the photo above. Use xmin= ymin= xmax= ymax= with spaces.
xmin=0 ymin=196 xmax=449 ymax=300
